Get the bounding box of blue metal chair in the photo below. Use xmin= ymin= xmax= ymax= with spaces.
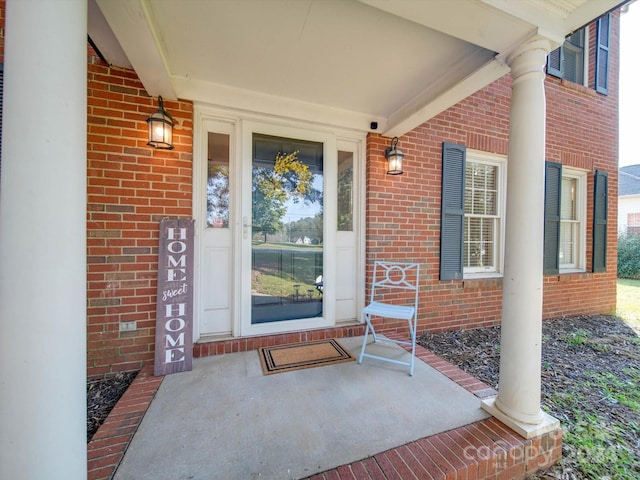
xmin=358 ymin=261 xmax=420 ymax=376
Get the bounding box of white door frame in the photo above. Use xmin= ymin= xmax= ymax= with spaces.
xmin=193 ymin=104 xmax=366 ymax=341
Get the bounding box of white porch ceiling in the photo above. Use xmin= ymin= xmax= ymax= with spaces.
xmin=90 ymin=0 xmax=625 ymax=136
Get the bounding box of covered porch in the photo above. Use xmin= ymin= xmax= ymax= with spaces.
xmin=0 ymin=1 xmax=620 ymax=478
xmin=89 ymin=336 xmax=560 ymax=479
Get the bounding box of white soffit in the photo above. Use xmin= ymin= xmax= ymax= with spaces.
xmin=90 ymin=0 xmax=626 ymax=135
xmin=359 ymin=0 xmax=537 ymax=52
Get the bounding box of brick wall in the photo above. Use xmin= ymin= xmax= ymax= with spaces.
xmin=89 ymin=10 xmax=619 ymax=374
xmin=0 ymin=0 xmax=617 ymax=376
xmin=86 ymin=49 xmax=193 ymax=378
xmin=367 ymin=13 xmax=620 ymax=337
xmin=539 ymin=14 xmax=618 ymax=319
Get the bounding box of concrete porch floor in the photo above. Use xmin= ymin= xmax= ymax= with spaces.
xmin=88 ymin=335 xmax=562 ymax=480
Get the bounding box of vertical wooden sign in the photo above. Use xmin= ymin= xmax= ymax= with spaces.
xmin=154 ymin=218 xmax=194 ymax=376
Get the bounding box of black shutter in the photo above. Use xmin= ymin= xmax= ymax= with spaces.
xmin=592 ymin=170 xmax=608 ymax=272
xmin=440 ymin=142 xmax=466 ymax=280
xmin=595 ymin=13 xmax=611 ymax=95
xmin=544 ymin=161 xmax=562 ymax=274
xmin=547 ymin=47 xmax=563 ymax=78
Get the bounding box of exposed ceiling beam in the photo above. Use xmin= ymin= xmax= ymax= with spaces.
xmin=95 ymin=0 xmax=175 ymax=99
xmin=383 ymin=58 xmax=510 ymax=138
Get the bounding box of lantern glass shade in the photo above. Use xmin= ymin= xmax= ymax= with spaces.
xmin=147 ymin=96 xmax=174 ymax=150
xmin=385 ymin=137 xmax=404 ymax=175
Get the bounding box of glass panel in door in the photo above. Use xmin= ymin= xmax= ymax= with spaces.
xmin=251 ymin=134 xmax=323 ymax=324
xmin=200 ymin=130 xmax=233 ymax=337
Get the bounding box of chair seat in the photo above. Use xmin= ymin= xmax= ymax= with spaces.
xmin=358 ymin=261 xmax=421 ymax=376
xmin=363 ymin=301 xmax=415 ymax=321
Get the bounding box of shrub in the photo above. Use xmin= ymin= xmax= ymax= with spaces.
xmin=617 ymin=234 xmax=640 ymax=279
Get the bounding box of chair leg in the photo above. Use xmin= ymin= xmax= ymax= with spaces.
xmin=408 ymin=315 xmax=417 ymax=376
xmin=358 ymin=313 xmax=375 ymax=364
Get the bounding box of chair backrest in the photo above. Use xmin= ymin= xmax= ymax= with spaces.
xmin=369 ymin=261 xmax=420 ymax=309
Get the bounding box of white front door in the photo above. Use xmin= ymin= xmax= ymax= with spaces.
xmin=194 ymin=110 xmax=364 ymax=341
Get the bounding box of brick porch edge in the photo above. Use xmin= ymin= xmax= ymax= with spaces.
xmin=87 ymin=341 xmax=562 ymax=480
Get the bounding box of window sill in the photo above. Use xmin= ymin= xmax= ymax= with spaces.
xmin=547 ymin=270 xmax=592 ymax=282
xmin=559 ymin=268 xmax=586 ymax=274
xmin=464 ymin=272 xmax=503 ymax=280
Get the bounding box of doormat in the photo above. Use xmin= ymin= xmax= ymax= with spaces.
xmin=258 ymin=338 xmax=355 ymax=375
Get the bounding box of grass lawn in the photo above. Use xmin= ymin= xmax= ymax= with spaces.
xmin=617 ymin=278 xmax=640 ymax=334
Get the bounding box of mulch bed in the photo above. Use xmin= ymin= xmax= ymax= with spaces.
xmin=87 ymin=371 xmax=137 ymax=442
xmin=418 ymin=314 xmax=640 ymax=479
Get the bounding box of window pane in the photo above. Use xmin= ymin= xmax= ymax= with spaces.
xmin=464 ymin=217 xmax=495 ymax=268
xmin=464 ymin=159 xmax=499 ymax=272
xmin=561 ymin=178 xmax=576 ymax=220
xmin=466 ymin=162 xmax=497 ymax=215
xmin=563 ymin=30 xmax=584 ymax=84
xmin=207 ymin=132 xmax=230 ymax=228
xmin=251 ymin=135 xmax=324 ymax=324
xmin=559 ymin=221 xmax=575 ymax=265
xmin=560 ymin=176 xmax=579 ymax=268
xmin=337 ymin=151 xmax=353 ymax=231
xmin=567 ymin=30 xmax=583 ymax=48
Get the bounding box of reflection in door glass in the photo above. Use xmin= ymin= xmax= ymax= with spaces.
xmin=206 ymin=132 xmax=230 ymax=228
xmin=337 ymin=151 xmax=354 ymax=231
xmin=251 ymin=135 xmax=323 ymax=324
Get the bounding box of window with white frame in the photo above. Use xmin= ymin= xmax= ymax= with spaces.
xmin=440 ymin=144 xmax=506 ymax=281
xmin=463 ymin=152 xmax=505 ymax=276
xmin=559 ymin=169 xmax=586 ymax=271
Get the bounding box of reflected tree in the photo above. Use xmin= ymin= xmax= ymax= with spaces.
xmin=207 ymin=164 xmax=229 ymax=227
xmin=252 ymin=151 xmax=319 ymax=241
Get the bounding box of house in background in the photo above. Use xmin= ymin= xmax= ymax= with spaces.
xmin=619 ymin=165 xmax=640 ymax=235
xmin=0 ymin=0 xmax=626 ymax=477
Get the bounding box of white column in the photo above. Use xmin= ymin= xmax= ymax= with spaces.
xmin=0 ymin=1 xmax=87 ymax=478
xmin=482 ymin=38 xmax=560 ymax=438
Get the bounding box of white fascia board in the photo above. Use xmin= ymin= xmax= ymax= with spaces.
xmin=96 ymin=0 xmax=175 ymax=99
xmin=382 ymin=58 xmax=510 ymax=138
xmin=173 ymin=76 xmax=383 ymax=134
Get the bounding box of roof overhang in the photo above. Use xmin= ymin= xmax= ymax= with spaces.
xmin=90 ymin=0 xmax=626 ymax=136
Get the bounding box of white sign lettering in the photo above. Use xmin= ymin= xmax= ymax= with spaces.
xmin=155 ymin=219 xmax=194 ymax=376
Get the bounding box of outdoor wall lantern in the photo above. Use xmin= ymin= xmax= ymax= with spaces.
xmin=146 ymin=96 xmax=174 ymax=150
xmin=384 ymin=136 xmax=404 ymax=175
